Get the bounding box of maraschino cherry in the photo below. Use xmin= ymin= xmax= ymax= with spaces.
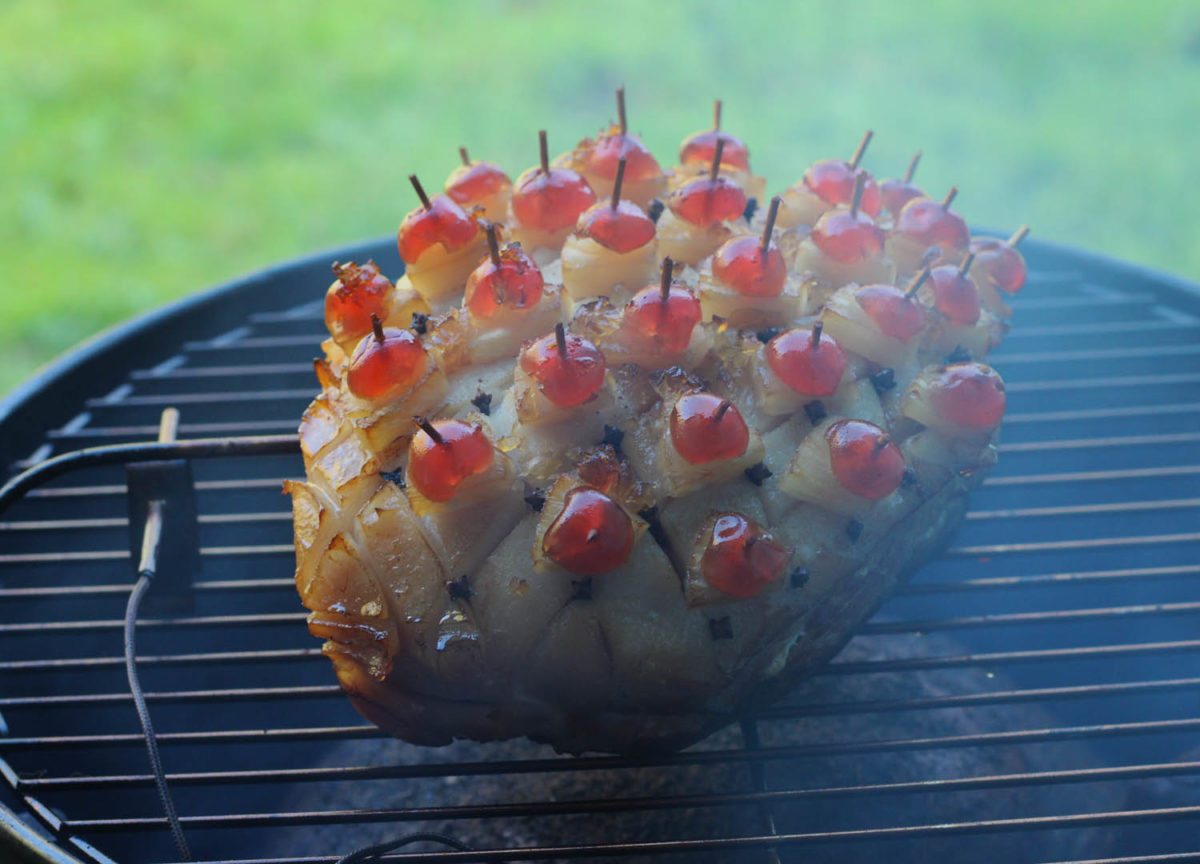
xmin=802 ymin=130 xmax=882 ymax=217
xmin=463 ymin=224 xmax=544 ymax=318
xmin=700 ymin=513 xmax=790 ymax=599
xmin=970 ymin=225 xmax=1030 ymax=295
xmin=346 ymin=315 xmax=428 ymax=401
xmin=928 ymin=363 xmax=1007 ymax=429
xmin=895 ymin=186 xmax=969 ymax=251
xmin=766 ymin=323 xmax=847 ymax=397
xmin=711 ymin=196 xmax=786 ymax=297
xmin=810 ymin=174 xmax=886 ymax=264
xmin=325 ymin=260 xmax=392 ymax=344
xmin=542 ymin=486 xmax=634 ymax=575
xmin=519 ymin=323 xmax=606 ymax=407
xmin=576 ymin=157 xmax=656 ymax=253
xmin=407 ymin=417 xmax=494 ymax=503
xmin=445 ymin=146 xmax=512 ymax=209
xmin=623 ymin=258 xmax=702 ymax=355
xmin=880 ymin=151 xmax=926 ymax=217
xmin=669 ymin=393 xmax=750 ymax=464
xmin=856 ymin=277 xmax=927 ymax=342
xmin=396 ymin=174 xmax=480 ymax=265
xmin=668 ymin=138 xmax=748 ymax=227
xmin=581 ymin=87 xmax=663 ymax=190
xmin=679 ymin=99 xmax=750 ymax=172
xmin=926 ymin=254 xmax=981 ymax=325
xmin=826 ymin=420 xmax=906 ymax=499
xmin=511 ymin=130 xmax=596 ymax=233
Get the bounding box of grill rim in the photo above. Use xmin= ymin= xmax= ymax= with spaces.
xmin=2 ymin=233 xmax=1200 ymax=864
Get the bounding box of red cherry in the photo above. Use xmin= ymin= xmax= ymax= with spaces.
xmin=396 ymin=192 xmax=480 ymax=265
xmin=445 ymin=160 xmax=511 ymax=207
xmin=583 ymin=127 xmax=662 ymax=184
xmin=346 ymin=322 xmax=428 ymax=401
xmin=408 ymin=419 xmax=495 ymax=503
xmin=766 ymin=326 xmax=847 ymax=397
xmin=624 ymin=280 xmax=702 ymax=355
xmin=970 ymin=236 xmax=1027 ymax=295
xmin=712 ymin=235 xmax=786 ymax=298
xmin=803 ymin=160 xmax=882 ymax=217
xmin=325 ymin=261 xmax=393 ymax=343
xmin=880 ymin=179 xmax=925 ymax=217
xmin=929 ymin=363 xmax=1007 ymax=429
xmin=880 ymin=151 xmax=925 ymax=217
xmin=896 ymin=196 xmax=969 ymax=251
xmin=519 ymin=325 xmax=606 ymax=408
xmin=668 ymin=175 xmax=748 ymax=227
xmin=826 ymin=419 xmax=906 ymax=499
xmin=680 ymin=130 xmax=750 ymax=171
xmin=927 ymin=263 xmax=981 ymax=325
xmin=855 ymin=284 xmax=926 ymax=342
xmin=669 ymin=393 xmax=750 ymax=465
xmin=578 ymin=199 xmax=655 ymax=253
xmin=464 ymin=242 xmax=544 ymax=319
xmin=811 ymin=207 xmax=886 ymax=264
xmin=511 ymin=166 xmax=596 ymax=233
xmin=542 ymin=486 xmax=634 ymax=575
xmin=700 ymin=513 xmax=790 ymax=599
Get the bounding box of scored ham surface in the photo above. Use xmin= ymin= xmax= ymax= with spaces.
xmin=288 ymin=125 xmax=1020 ymax=754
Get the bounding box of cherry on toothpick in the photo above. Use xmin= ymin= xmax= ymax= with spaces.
xmin=969 ymin=225 xmax=1031 ymax=295
xmin=881 ymin=151 xmax=925 ymax=216
xmin=766 ymin=325 xmax=847 ymax=397
xmin=802 ymin=130 xmax=882 ymax=217
xmin=679 ymin=99 xmax=750 ymax=170
xmin=855 ymin=283 xmax=927 ymax=342
xmin=408 ymin=417 xmax=495 ymax=503
xmin=667 ymin=138 xmax=747 ymax=226
xmin=700 ymin=513 xmax=790 ymax=598
xmin=623 ymin=257 xmax=702 ymax=355
xmin=464 ymin=227 xmax=545 ymax=318
xmin=826 ymin=419 xmax=906 ymax=499
xmin=542 ymin=486 xmax=634 ymax=575
xmin=811 ymin=174 xmax=886 ymax=264
xmin=511 ymin=130 xmax=597 ymax=232
xmin=325 ymin=260 xmax=392 ymax=342
xmin=577 ymin=163 xmax=656 ymax=252
xmin=895 ymin=187 xmax=969 ymax=251
xmin=520 ymin=324 xmax=607 ymax=407
xmin=711 ymin=196 xmax=785 ymax=297
xmin=929 ymin=363 xmax=1007 ymax=429
xmin=346 ymin=315 xmax=428 ymax=401
xmin=926 ymin=255 xmax=981 ymax=325
xmin=669 ymin=392 xmax=750 ymax=464
xmin=397 ymin=175 xmax=479 ymax=264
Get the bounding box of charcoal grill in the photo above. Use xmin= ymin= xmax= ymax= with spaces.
xmin=2 ymin=235 xmax=1199 ymax=863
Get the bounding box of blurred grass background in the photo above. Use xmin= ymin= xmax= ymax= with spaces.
xmin=3 ymin=0 xmax=1198 ymax=398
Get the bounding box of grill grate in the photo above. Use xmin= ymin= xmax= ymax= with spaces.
xmin=2 ymin=238 xmax=1200 ymax=863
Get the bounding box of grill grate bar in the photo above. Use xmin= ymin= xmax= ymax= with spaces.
xmin=0 ymin=645 xmax=318 ymax=674
xmin=0 ymin=512 xmax=291 ymax=532
xmin=985 ymin=465 xmax=1200 ymax=486
xmin=131 ymin=363 xmax=313 ymax=380
xmin=996 ymin=342 xmax=1200 ymax=364
xmin=1003 ymin=402 xmax=1200 ymax=424
xmin=0 ymin=725 xmax=381 ymax=750
xmin=946 ymin=532 xmax=1200 ymax=557
xmin=965 ymin=498 xmax=1200 ymax=520
xmin=900 ymin=564 xmax=1200 ymax=595
xmin=0 ymin=578 xmax=293 ymax=601
xmin=10 ymin=673 xmax=1199 ymax=720
xmin=859 ymin=600 xmax=1200 ymax=634
xmin=24 ymin=477 xmax=288 ymax=499
xmin=0 ymin=544 xmax=293 ymax=564
xmin=83 ymin=390 xmax=316 ymax=407
xmin=49 ymin=420 xmax=299 ymax=439
xmin=60 ymin=805 xmax=1200 ymax=863
xmin=0 ymin=684 xmax=340 ymax=709
xmin=1004 ymin=372 xmax=1200 ymax=393
xmin=21 ymin=716 xmax=1200 ymax=791
xmin=998 ymin=432 xmax=1200 ymax=453
xmin=54 ymin=759 xmax=1200 ymax=835
xmin=0 ymin=612 xmax=304 ymax=635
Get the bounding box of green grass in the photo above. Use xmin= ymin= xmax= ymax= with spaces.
xmin=3 ymin=0 xmax=1199 ymax=397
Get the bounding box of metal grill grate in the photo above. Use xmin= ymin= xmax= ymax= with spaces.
xmin=2 ymin=238 xmax=1200 ymax=863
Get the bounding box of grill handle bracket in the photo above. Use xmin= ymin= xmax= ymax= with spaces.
xmin=126 ymin=409 xmax=198 ymax=614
